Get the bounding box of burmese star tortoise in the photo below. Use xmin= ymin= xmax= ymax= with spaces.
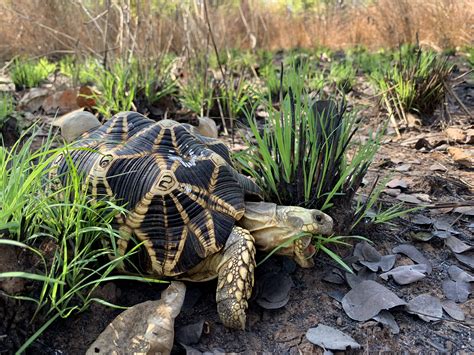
xmin=51 ymin=111 xmax=334 ymax=329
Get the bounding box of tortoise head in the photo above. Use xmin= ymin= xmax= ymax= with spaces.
xmin=53 ymin=111 xmax=101 ymax=143
xmin=240 ymin=202 xmax=334 ymax=268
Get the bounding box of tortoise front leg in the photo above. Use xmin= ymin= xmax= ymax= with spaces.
xmin=216 ymin=226 xmax=256 ymax=330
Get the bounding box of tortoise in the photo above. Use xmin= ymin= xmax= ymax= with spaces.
xmin=51 ymin=111 xmax=334 ymax=330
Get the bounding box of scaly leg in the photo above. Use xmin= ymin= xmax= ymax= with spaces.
xmin=216 ymin=226 xmax=256 ymax=330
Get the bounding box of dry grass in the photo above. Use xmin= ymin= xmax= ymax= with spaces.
xmin=0 ymin=0 xmax=472 ymax=61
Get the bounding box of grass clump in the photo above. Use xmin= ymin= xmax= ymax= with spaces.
xmin=236 ymin=63 xmax=382 ymax=231
xmin=371 ymin=45 xmax=453 ymax=127
xmin=0 ymin=131 xmax=158 ymax=351
xmin=10 ymin=57 xmax=56 ymax=90
xmin=92 ymin=58 xmax=177 ymax=118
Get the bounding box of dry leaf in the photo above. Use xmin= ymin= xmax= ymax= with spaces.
xmin=441 ymin=300 xmax=465 ymax=321
xmin=380 ymin=264 xmax=429 ymax=285
xmin=396 ymin=194 xmax=422 ymax=204
xmin=406 ymin=294 xmax=442 ymax=322
xmin=392 ymin=244 xmax=432 ymax=273
xmin=306 ymin=325 xmax=361 ymax=351
xmin=341 ymin=280 xmax=406 ymax=321
xmin=447 ymin=147 xmax=473 ymax=168
xmin=445 ymin=236 xmax=473 ymax=254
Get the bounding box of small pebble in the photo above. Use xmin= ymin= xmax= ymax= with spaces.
xmin=336 ymin=317 xmax=343 ymax=326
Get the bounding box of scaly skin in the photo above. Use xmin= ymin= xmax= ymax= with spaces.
xmin=215 ymin=227 xmax=256 ymax=329
xmin=239 ymin=202 xmax=334 ymax=268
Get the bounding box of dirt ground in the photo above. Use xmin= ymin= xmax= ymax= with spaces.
xmin=0 ymin=62 xmax=473 ymax=354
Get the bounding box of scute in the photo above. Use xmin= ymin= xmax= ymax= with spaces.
xmin=52 ymin=112 xmax=252 ymax=277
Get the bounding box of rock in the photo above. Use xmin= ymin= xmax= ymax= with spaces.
xmin=17 ymin=88 xmax=50 ymax=112
xmin=86 ymin=281 xmax=186 ymax=355
xmin=52 ymin=110 xmax=100 ymax=142
xmin=197 ymin=117 xmax=218 ymax=138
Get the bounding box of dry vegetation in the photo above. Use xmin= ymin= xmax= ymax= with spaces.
xmin=0 ymin=0 xmax=472 ymax=61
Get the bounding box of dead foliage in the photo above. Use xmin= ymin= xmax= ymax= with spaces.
xmin=0 ymin=0 xmax=472 ymax=61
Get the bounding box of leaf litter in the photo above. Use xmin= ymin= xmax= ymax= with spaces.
xmin=406 ymin=294 xmax=443 ymax=322
xmin=306 ymin=324 xmax=361 ymax=351
xmin=341 ymin=280 xmax=406 ymax=321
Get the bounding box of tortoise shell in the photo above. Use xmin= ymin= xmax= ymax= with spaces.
xmin=52 ymin=112 xmax=259 ymax=276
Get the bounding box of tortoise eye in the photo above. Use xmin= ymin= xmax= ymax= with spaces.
xmin=99 ymin=154 xmax=113 ymax=168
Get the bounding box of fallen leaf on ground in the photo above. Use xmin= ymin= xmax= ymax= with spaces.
xmin=433 ymin=219 xmax=458 ymax=233
xmin=410 ymin=215 xmax=433 ymax=226
xmin=442 ymin=280 xmax=471 ymax=303
xmin=454 ymin=252 xmax=474 ymax=270
xmin=447 ymin=147 xmax=473 ymax=168
xmin=448 ymin=265 xmax=474 ymax=282
xmin=353 ymin=241 xmax=382 ymax=262
xmin=256 ymin=272 xmax=293 ymax=310
xmin=394 ymin=164 xmax=411 ymax=172
xmin=322 ymin=268 xmax=346 ymax=284
xmin=380 ymin=264 xmax=429 ymax=285
xmin=373 ymin=310 xmax=400 ymax=334
xmin=383 ymin=188 xmax=401 ymax=197
xmin=306 ymin=324 xmax=361 ymax=350
xmin=445 ymin=127 xmax=467 ymax=143
xmin=360 ymin=255 xmax=396 ymax=272
xmin=429 ymin=163 xmax=447 ymax=172
xmin=392 ymin=244 xmax=432 ymax=273
xmin=432 ymin=231 xmax=452 ymax=239
xmin=410 ymin=231 xmax=433 ymax=241
xmin=406 ymin=294 xmax=442 ymax=322
xmin=445 ymin=236 xmax=473 ymax=254
xmin=441 ymin=300 xmax=465 ymax=321
xmin=453 ymin=206 xmax=474 ymax=216
xmin=345 ymin=267 xmax=377 ymax=288
xmin=386 ymin=179 xmax=408 ymax=189
xmin=341 ymin=280 xmax=406 ymax=321
xmin=396 ymin=194 xmax=422 ymax=204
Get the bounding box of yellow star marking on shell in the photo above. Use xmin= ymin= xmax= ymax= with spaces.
xmin=152 ymin=170 xmax=179 ymax=195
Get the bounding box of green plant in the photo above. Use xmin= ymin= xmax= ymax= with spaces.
xmin=328 ymin=61 xmax=356 ymax=93
xmin=371 ymin=46 xmax=453 ymax=126
xmin=93 ymin=60 xmax=138 ymax=117
xmin=0 ymin=130 xmax=160 ymax=352
xmin=236 ymin=64 xmax=383 ymax=231
xmin=10 ymin=57 xmax=56 ymax=90
xmin=0 ymin=93 xmax=14 ymax=128
xmin=59 ymin=56 xmax=100 ymax=85
xmin=179 ymin=57 xmax=215 ymax=116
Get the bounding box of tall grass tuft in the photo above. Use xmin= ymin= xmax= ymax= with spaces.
xmin=236 ymin=63 xmax=382 ymax=229
xmin=10 ymin=57 xmax=56 ymax=90
xmin=0 ymin=130 xmax=159 ymax=351
xmin=371 ymin=45 xmax=453 ymax=126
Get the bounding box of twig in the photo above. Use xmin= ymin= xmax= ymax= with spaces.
xmin=203 ymin=0 xmax=232 ymax=141
xmin=444 ymin=82 xmax=473 ymax=119
xmin=103 ymin=0 xmax=111 ymax=69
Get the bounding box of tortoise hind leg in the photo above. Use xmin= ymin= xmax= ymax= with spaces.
xmin=216 ymin=226 xmax=256 ymax=330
